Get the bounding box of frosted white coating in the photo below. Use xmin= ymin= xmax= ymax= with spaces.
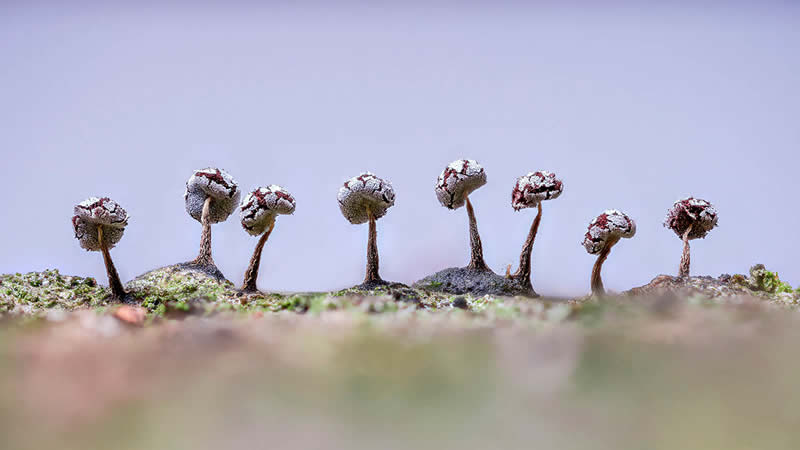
xmin=337 ymin=172 xmax=395 ymax=225
xmin=664 ymin=197 xmax=718 ymax=240
xmin=240 ymin=185 xmax=296 ymax=236
xmin=184 ymin=168 xmax=241 ymax=224
xmin=582 ymin=209 xmax=636 ymax=255
xmin=435 ymin=159 xmax=487 ymax=209
xmin=511 ymin=171 xmax=563 ymax=211
xmin=72 ymin=197 xmax=129 ymax=251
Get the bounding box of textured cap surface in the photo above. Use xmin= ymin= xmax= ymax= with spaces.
xmin=240 ymin=185 xmax=296 ymax=236
xmin=511 ymin=171 xmax=563 ymax=211
xmin=664 ymin=197 xmax=718 ymax=240
xmin=184 ymin=168 xmax=241 ymax=224
xmin=435 ymin=159 xmax=487 ymax=209
xmin=72 ymin=197 xmax=129 ymax=251
xmin=337 ymin=172 xmax=395 ymax=225
xmin=583 ymin=209 xmax=636 ymax=254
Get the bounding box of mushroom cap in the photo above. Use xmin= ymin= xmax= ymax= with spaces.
xmin=240 ymin=185 xmax=296 ymax=236
xmin=511 ymin=171 xmax=563 ymax=211
xmin=664 ymin=197 xmax=718 ymax=240
xmin=435 ymin=159 xmax=487 ymax=209
xmin=337 ymin=172 xmax=395 ymax=225
xmin=582 ymin=209 xmax=636 ymax=255
xmin=72 ymin=197 xmax=129 ymax=251
xmin=184 ymin=168 xmax=241 ymax=224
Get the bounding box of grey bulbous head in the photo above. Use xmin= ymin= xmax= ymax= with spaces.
xmin=240 ymin=185 xmax=296 ymax=236
xmin=435 ymin=159 xmax=486 ymax=210
xmin=664 ymin=197 xmax=718 ymax=240
xmin=583 ymin=209 xmax=636 ymax=255
xmin=511 ymin=171 xmax=563 ymax=211
xmin=184 ymin=168 xmax=241 ymax=224
xmin=72 ymin=197 xmax=129 ymax=251
xmin=337 ymin=172 xmax=395 ymax=225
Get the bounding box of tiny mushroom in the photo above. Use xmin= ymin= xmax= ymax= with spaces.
xmin=435 ymin=159 xmax=489 ymax=271
xmin=72 ymin=197 xmax=129 ymax=300
xmin=240 ymin=185 xmax=296 ymax=292
xmin=507 ymin=171 xmax=564 ymax=296
xmin=184 ymin=168 xmax=240 ymax=267
xmin=338 ymin=172 xmax=395 ymax=286
xmin=582 ymin=210 xmax=636 ymax=296
xmin=664 ymin=197 xmax=718 ymax=278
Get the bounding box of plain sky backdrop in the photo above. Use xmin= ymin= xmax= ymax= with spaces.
xmin=1 ymin=1 xmax=798 ymax=296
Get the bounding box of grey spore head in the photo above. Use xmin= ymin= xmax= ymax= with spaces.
xmin=337 ymin=172 xmax=395 ymax=225
xmin=583 ymin=209 xmax=636 ymax=255
xmin=435 ymin=159 xmax=487 ymax=209
xmin=511 ymin=171 xmax=564 ymax=211
xmin=184 ymin=168 xmax=241 ymax=224
xmin=664 ymin=197 xmax=718 ymax=240
xmin=240 ymin=185 xmax=296 ymax=236
xmin=72 ymin=197 xmax=129 ymax=251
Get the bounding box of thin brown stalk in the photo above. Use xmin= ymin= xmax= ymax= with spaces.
xmin=364 ymin=206 xmax=382 ymax=283
xmin=679 ymin=224 xmax=693 ymax=278
xmin=509 ymin=202 xmax=542 ymax=296
xmin=591 ymin=237 xmax=619 ymax=297
xmin=242 ymin=220 xmax=275 ymax=293
xmin=98 ymin=225 xmax=126 ymax=300
xmin=194 ymin=197 xmax=214 ymax=266
xmin=465 ymin=196 xmax=489 ymax=272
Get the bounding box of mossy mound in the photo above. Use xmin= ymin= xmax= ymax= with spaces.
xmin=0 ymin=269 xmax=112 ymax=315
xmin=125 ymin=264 xmax=243 ymax=315
xmin=626 ymin=264 xmax=800 ymax=305
xmin=413 ymin=267 xmax=529 ymax=297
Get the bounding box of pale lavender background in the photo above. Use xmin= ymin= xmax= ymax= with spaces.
xmin=1 ymin=2 xmax=798 ymax=296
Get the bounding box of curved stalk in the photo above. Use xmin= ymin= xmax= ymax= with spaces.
xmin=194 ymin=197 xmax=214 ymax=266
xmin=98 ymin=225 xmax=126 ymax=300
xmin=364 ymin=206 xmax=382 ymax=283
xmin=591 ymin=237 xmax=619 ymax=297
xmin=508 ymin=202 xmax=542 ymax=296
xmin=465 ymin=196 xmax=489 ymax=271
xmin=242 ymin=220 xmax=275 ymax=293
xmin=679 ymin=224 xmax=693 ymax=278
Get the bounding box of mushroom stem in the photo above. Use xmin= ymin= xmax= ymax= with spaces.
xmin=242 ymin=220 xmax=275 ymax=293
xmin=465 ymin=196 xmax=489 ymax=272
xmin=679 ymin=224 xmax=693 ymax=278
xmin=364 ymin=206 xmax=382 ymax=283
xmin=509 ymin=202 xmax=542 ymax=296
xmin=591 ymin=237 xmax=619 ymax=297
xmin=97 ymin=225 xmax=126 ymax=300
xmin=194 ymin=197 xmax=214 ymax=266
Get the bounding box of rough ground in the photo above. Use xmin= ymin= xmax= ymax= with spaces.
xmin=0 ymin=264 xmax=798 ymax=450
xmin=413 ymin=266 xmax=530 ymax=296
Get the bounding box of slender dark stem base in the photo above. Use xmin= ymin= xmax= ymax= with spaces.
xmin=508 ymin=202 xmax=542 ymax=296
xmin=242 ymin=220 xmax=275 ymax=293
xmin=364 ymin=207 xmax=383 ymax=284
xmin=465 ymin=197 xmax=489 ymax=272
xmin=193 ymin=197 xmax=214 ymax=266
xmin=679 ymin=224 xmax=693 ymax=279
xmin=591 ymin=238 xmax=619 ymax=297
xmin=98 ymin=226 xmax=126 ymax=300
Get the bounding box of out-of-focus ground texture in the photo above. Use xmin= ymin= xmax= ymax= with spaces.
xmin=1 ymin=266 xmax=800 ymax=450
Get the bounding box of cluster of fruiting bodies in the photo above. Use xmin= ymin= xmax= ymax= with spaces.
xmin=71 ymin=161 xmax=718 ymax=300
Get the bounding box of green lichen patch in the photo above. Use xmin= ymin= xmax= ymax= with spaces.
xmin=125 ymin=265 xmax=242 ymax=315
xmin=0 ymin=269 xmax=112 ymax=315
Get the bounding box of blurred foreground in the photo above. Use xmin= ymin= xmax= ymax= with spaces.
xmin=1 ymin=292 xmax=799 ymax=450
